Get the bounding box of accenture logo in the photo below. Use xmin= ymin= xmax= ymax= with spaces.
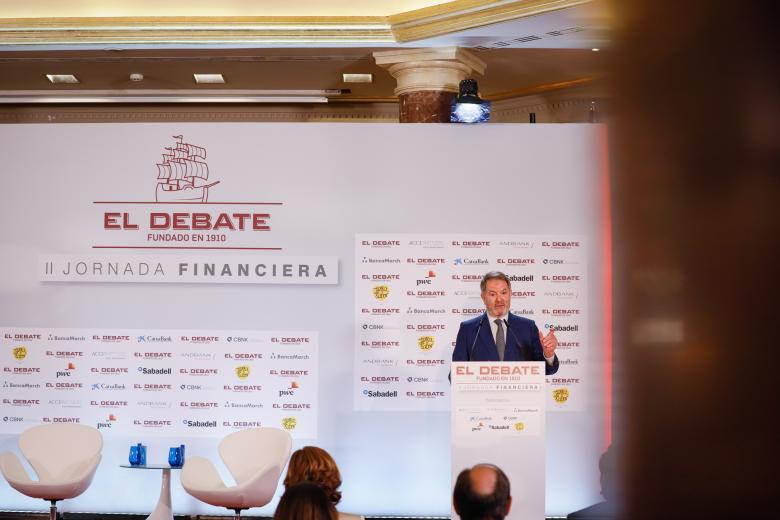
xmin=407 ymin=240 xmax=444 ymax=248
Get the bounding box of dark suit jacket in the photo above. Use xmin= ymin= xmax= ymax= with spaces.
xmin=452 ymin=312 xmax=559 ymax=375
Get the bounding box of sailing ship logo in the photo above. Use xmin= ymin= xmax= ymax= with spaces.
xmin=155 ymin=135 xmax=220 ymax=202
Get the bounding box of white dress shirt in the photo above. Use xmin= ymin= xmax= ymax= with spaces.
xmin=487 ymin=312 xmax=555 ymax=365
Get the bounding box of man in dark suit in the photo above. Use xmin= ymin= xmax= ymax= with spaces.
xmin=452 ymin=271 xmax=559 ymax=375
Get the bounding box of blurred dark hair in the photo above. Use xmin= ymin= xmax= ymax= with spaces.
xmin=284 ymin=446 xmax=342 ymax=505
xmin=453 ymin=464 xmax=511 ymax=520
xmin=273 ymin=482 xmax=338 ymax=520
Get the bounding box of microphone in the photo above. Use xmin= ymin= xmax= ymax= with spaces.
xmin=468 ymin=315 xmax=485 ymax=361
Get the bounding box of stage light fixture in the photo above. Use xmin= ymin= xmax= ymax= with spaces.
xmin=450 ymin=79 xmax=490 ymax=123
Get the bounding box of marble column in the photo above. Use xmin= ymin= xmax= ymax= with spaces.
xmin=373 ymin=47 xmax=486 ymax=123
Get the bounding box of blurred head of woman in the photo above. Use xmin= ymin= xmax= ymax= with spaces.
xmin=274 ymin=482 xmax=338 ymax=520
xmin=284 ymin=446 xmax=342 ymax=505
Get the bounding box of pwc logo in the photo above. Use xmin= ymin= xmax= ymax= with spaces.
xmin=56 ymin=363 xmax=76 ymax=378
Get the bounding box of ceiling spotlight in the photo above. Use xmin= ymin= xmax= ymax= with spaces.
xmin=194 ymin=74 xmax=225 ymax=84
xmin=592 ymin=48 xmax=600 ymax=52
xmin=129 ymin=73 xmax=144 ymax=82
xmin=450 ymin=79 xmax=490 ymax=124
xmin=46 ymin=74 xmax=79 ymax=84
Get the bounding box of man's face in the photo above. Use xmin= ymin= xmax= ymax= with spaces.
xmin=481 ymin=278 xmax=511 ymax=317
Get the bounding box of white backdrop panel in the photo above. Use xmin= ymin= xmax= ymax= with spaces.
xmin=0 ymin=123 xmax=608 ymax=517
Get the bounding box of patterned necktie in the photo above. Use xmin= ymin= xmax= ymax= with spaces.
xmin=495 ymin=319 xmax=506 ymax=361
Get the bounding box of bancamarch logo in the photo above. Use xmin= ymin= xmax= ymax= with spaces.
xmin=417 ymin=336 xmax=435 ymax=351
xmin=362 ymin=389 xmax=398 ymax=398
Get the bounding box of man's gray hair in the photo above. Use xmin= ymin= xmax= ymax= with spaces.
xmin=480 ymin=271 xmax=511 ymax=293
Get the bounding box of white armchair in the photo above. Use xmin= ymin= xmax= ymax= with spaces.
xmin=0 ymin=423 xmax=103 ymax=520
xmin=181 ymin=427 xmax=292 ymax=520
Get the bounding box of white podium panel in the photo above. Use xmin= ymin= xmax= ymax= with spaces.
xmin=451 ymin=362 xmax=546 ymax=520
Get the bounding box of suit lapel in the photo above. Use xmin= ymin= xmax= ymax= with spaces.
xmin=479 ymin=313 xmax=498 ymax=360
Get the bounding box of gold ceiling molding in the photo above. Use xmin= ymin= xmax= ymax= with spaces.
xmin=0 ymin=1 xmax=594 ymax=46
xmin=389 ymin=0 xmax=592 ymax=42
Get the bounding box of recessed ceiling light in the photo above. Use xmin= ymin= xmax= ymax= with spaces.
xmin=194 ymin=74 xmax=225 ymax=84
xmin=591 ymin=48 xmax=600 ymax=52
xmin=46 ymin=74 xmax=79 ymax=84
xmin=342 ymin=73 xmax=373 ymax=83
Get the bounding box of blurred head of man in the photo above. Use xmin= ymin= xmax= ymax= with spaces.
xmin=453 ymin=464 xmax=512 ymax=520
xmin=480 ymin=271 xmax=512 ymax=318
